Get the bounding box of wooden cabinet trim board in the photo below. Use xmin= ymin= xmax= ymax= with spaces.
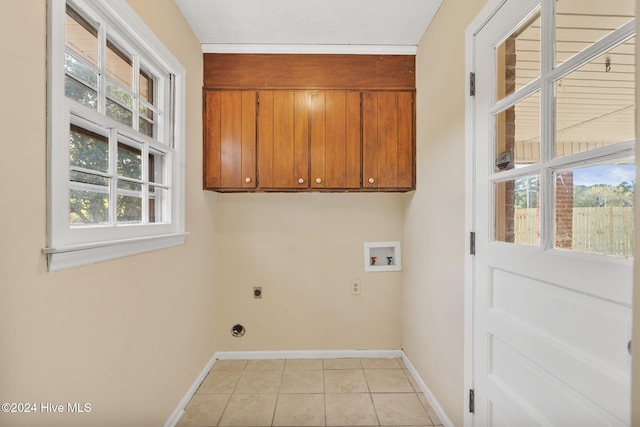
xmin=204 ymin=54 xmax=415 ymax=91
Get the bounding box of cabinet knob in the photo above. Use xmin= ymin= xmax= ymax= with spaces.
xmin=298 ymin=178 xmax=305 ymax=184
xmin=315 ymin=178 xmax=322 ymax=184
xmin=245 ymin=177 xmax=252 ymax=183
xmin=368 ymin=178 xmax=375 ymax=184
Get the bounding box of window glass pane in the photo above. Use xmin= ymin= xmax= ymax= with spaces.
xmin=496 ymin=9 xmax=540 ymax=101
xmin=65 ymin=6 xmax=98 ymax=67
xmin=117 ymin=141 xmax=142 ymax=180
xmin=139 ymin=103 xmax=155 ymax=137
xmin=149 ymin=186 xmax=167 ymax=223
xmin=555 ymin=161 xmax=635 ymax=257
xmin=65 ymin=76 xmax=98 ymax=109
xmin=70 ymin=170 xmax=105 ymax=185
xmin=65 ymin=53 xmax=97 ymax=87
xmin=117 ymin=181 xmax=142 ymax=223
xmin=495 ymin=91 xmax=540 ymax=172
xmin=148 ymin=150 xmax=165 ymax=184
xmin=107 ymin=99 xmax=133 ymax=127
xmin=69 ymin=125 xmax=108 ymax=172
xmin=555 ymin=38 xmax=636 ymax=157
xmin=106 ymin=40 xmax=133 ymax=89
xmin=556 ymin=0 xmax=635 ymax=65
xmin=139 ymin=68 xmax=155 ymax=104
xmin=139 ymin=102 xmax=152 ymax=119
xmin=495 ymin=175 xmax=540 ymax=245
xmin=69 ymin=172 xmax=109 ymax=226
xmin=106 ymin=80 xmax=133 ymax=108
xmin=139 ymin=117 xmax=154 ymax=137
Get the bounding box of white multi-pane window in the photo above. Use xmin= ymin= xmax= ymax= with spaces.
xmin=46 ymin=0 xmax=186 ymax=271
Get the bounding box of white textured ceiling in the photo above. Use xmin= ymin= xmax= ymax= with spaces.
xmin=173 ymin=0 xmax=443 ymax=54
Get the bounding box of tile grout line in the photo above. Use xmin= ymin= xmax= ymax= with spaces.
xmin=188 ymin=357 xmax=434 ymax=427
xmin=216 ymin=362 xmax=244 ymax=427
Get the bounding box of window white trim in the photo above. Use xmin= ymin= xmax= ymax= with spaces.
xmin=46 ymin=0 xmax=187 ymax=271
xmin=44 ymin=233 xmax=188 ymax=272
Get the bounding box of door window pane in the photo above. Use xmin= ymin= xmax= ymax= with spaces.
xmin=556 ymin=0 xmax=635 ymax=65
xmin=496 ymin=9 xmax=540 ymax=101
xmin=556 ymin=38 xmax=636 ymax=157
xmin=495 ymin=175 xmax=540 ymax=245
xmin=495 ymin=91 xmax=540 ymax=172
xmin=555 ymin=160 xmax=635 ymax=257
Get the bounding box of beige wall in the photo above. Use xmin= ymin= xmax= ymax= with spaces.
xmin=216 ymin=192 xmax=404 ymax=351
xmin=403 ymin=0 xmax=487 ymax=426
xmin=0 ymin=1 xmax=217 ymax=426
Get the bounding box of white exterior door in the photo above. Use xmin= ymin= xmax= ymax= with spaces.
xmin=468 ymin=0 xmax=635 ymax=425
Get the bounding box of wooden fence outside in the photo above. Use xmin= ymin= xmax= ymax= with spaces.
xmin=514 ymin=207 xmax=634 ymax=258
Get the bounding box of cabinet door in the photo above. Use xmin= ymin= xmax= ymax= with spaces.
xmin=258 ymin=91 xmax=310 ymax=189
xmin=203 ymin=90 xmax=256 ymax=189
xmin=362 ymin=91 xmax=415 ymax=190
xmin=310 ymin=91 xmax=361 ymax=189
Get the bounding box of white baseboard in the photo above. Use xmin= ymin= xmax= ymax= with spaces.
xmin=401 ymin=353 xmax=454 ymax=427
xmin=215 ymin=348 xmax=404 ymax=360
xmin=163 ymin=352 xmax=218 ymax=427
xmin=165 ymin=349 xmax=451 ymax=427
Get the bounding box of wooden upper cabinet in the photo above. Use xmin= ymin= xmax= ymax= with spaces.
xmin=202 ymin=54 xmax=416 ymax=192
xmin=363 ymin=91 xmax=415 ymax=190
xmin=258 ymin=91 xmax=310 ymax=189
xmin=203 ymin=90 xmax=257 ymax=190
xmin=310 ymin=91 xmax=361 ymax=189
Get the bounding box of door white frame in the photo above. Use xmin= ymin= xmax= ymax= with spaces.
xmin=464 ymin=1 xmax=637 ymax=426
xmin=464 ymin=2 xmax=507 ymax=425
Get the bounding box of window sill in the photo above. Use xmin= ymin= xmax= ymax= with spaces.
xmin=43 ymin=232 xmax=188 ymax=272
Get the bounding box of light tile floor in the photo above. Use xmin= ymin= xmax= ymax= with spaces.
xmin=176 ymin=358 xmax=444 ymax=427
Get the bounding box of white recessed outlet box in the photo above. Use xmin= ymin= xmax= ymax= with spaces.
xmin=364 ymin=241 xmax=401 ymax=272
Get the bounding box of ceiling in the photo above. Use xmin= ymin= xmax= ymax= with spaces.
xmin=173 ymin=0 xmax=444 ymax=54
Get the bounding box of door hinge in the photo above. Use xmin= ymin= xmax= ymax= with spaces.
xmin=469 ymin=72 xmax=476 ymax=97
xmin=470 ymin=231 xmax=476 ymax=255
xmin=469 ymin=389 xmax=475 ymax=413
